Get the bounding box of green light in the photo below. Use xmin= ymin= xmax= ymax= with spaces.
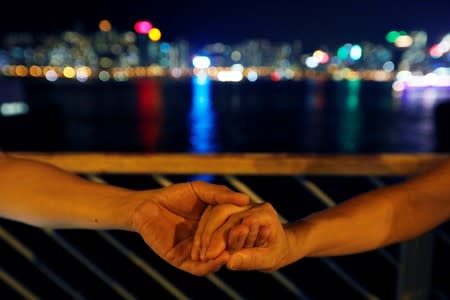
xmin=347 ymin=79 xmax=361 ymax=110
xmin=337 ymin=46 xmax=349 ymax=60
xmin=386 ymin=31 xmax=400 ymax=43
xmin=350 ymin=44 xmax=362 ymax=61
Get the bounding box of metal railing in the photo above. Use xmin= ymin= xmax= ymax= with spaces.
xmin=1 ymin=152 xmax=449 ymax=300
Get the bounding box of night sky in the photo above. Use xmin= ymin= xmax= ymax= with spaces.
xmin=1 ymin=0 xmax=449 ymax=51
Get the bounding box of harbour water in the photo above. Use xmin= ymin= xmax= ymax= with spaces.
xmin=1 ymin=77 xmax=450 ymax=154
xmin=1 ymin=77 xmax=449 ymax=300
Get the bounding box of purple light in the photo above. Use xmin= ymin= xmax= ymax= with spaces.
xmin=134 ymin=21 xmax=153 ymax=34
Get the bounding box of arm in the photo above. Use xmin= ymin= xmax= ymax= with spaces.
xmin=0 ymin=152 xmax=136 ymax=229
xmin=0 ymin=152 xmax=250 ymax=275
xmin=292 ymin=158 xmax=450 ymax=259
xmin=202 ymin=158 xmax=450 ymax=271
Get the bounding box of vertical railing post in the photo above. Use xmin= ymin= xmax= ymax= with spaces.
xmin=396 ymin=232 xmax=435 ymax=300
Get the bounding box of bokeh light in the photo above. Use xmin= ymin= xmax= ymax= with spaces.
xmin=192 ymin=56 xmax=211 ymax=69
xmin=63 ymin=66 xmax=76 ymax=78
xmin=148 ymin=28 xmax=162 ymax=42
xmin=395 ymin=35 xmax=413 ymax=48
xmin=134 ymin=20 xmax=152 ymax=34
xmin=386 ymin=31 xmax=401 ymax=43
xmin=349 ymin=44 xmax=362 ymax=60
xmin=99 ymin=20 xmax=112 ymax=32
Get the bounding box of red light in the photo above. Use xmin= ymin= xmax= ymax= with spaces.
xmin=134 ymin=21 xmax=153 ymax=34
xmin=429 ymin=44 xmax=444 ymax=58
xmin=271 ymin=71 xmax=281 ymax=82
xmin=320 ymin=53 xmax=330 ymax=64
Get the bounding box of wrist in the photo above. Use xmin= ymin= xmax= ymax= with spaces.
xmin=127 ymin=190 xmax=160 ymax=232
xmin=96 ymin=188 xmax=142 ymax=231
xmin=284 ymin=219 xmax=315 ymax=262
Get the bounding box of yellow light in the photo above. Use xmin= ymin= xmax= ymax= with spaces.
xmin=43 ymin=66 xmax=52 ymax=74
xmin=148 ymin=28 xmax=162 ymax=42
xmin=29 ymin=65 xmax=42 ymax=77
xmin=99 ymin=20 xmax=112 ymax=32
xmin=395 ymin=35 xmax=413 ymax=48
xmin=313 ymin=50 xmax=324 ymax=61
xmin=76 ymin=66 xmax=92 ymax=80
xmin=63 ymin=66 xmax=76 ymax=78
xmin=135 ymin=67 xmax=146 ymax=77
xmin=15 ymin=65 xmax=28 ymax=77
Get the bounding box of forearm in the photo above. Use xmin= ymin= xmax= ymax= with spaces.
xmin=287 ymin=184 xmax=409 ymax=258
xmin=288 ymin=162 xmax=450 ymax=258
xmin=0 ymin=154 xmax=141 ymax=230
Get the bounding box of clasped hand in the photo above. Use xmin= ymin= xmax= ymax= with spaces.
xmin=130 ymin=181 xmax=294 ymax=276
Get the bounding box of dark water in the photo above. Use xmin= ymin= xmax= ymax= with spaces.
xmin=1 ymin=77 xmax=450 ymax=153
xmin=1 ymin=77 xmax=450 ymax=299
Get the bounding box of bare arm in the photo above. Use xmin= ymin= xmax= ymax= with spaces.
xmin=215 ymin=158 xmax=450 ymax=271
xmin=0 ymin=152 xmax=250 ymax=275
xmin=290 ymin=158 xmax=450 ymax=259
xmin=0 ymin=152 xmax=138 ymax=229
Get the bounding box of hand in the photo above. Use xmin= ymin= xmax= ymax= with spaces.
xmin=130 ymin=181 xmax=249 ymax=276
xmin=195 ymin=202 xmax=297 ymax=272
xmin=192 ymin=203 xmax=272 ymax=262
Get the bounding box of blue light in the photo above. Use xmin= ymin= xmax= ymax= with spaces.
xmin=160 ymin=43 xmax=170 ymax=53
xmin=189 ymin=74 xmax=217 ymax=154
xmin=188 ymin=74 xmax=217 ymax=182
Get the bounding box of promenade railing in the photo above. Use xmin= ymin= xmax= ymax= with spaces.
xmin=1 ymin=152 xmax=449 ymax=300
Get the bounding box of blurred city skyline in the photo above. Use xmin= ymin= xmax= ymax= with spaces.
xmin=1 ymin=0 xmax=449 ymax=51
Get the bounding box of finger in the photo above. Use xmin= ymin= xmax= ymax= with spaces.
xmin=190 ymin=181 xmax=250 ymax=206
xmin=182 ymin=251 xmax=230 ymax=276
xmin=226 ymin=248 xmax=271 ymax=271
xmin=254 ymin=225 xmax=272 ymax=247
xmin=167 ymin=237 xmax=230 ymax=276
xmin=199 ymin=205 xmax=249 ymax=261
xmin=191 ymin=205 xmax=213 ymax=261
xmin=241 ymin=215 xmax=259 ymax=248
xmin=205 ymin=214 xmax=245 ymax=259
xmin=227 ymin=224 xmax=249 ymax=252
xmin=200 ymin=223 xmax=229 ymax=261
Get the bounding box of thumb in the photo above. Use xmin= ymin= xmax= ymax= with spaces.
xmin=190 ymin=181 xmax=250 ymax=206
xmin=226 ymin=248 xmax=270 ymax=271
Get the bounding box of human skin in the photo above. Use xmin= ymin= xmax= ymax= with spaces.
xmin=0 ymin=152 xmax=250 ymax=275
xmin=195 ymin=158 xmax=450 ymax=272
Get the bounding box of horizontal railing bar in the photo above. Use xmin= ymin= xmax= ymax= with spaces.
xmin=7 ymin=153 xmax=448 ymax=176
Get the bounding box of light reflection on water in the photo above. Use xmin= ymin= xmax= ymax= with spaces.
xmin=189 ymin=74 xmax=217 ymax=154
xmin=188 ymin=74 xmax=216 ymax=182
xmin=0 ymin=78 xmax=449 ymax=154
xmin=337 ymin=79 xmax=362 ymax=153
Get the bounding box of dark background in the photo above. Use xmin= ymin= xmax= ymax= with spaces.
xmin=1 ymin=0 xmax=449 ymax=51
